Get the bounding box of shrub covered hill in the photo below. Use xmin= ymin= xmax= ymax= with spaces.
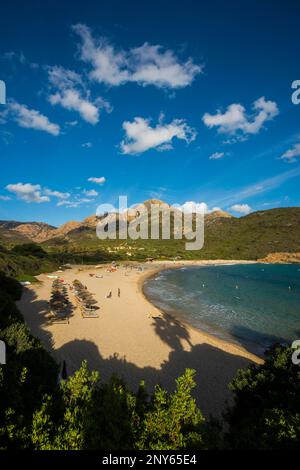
xmin=0 ymin=204 xmax=300 ymax=272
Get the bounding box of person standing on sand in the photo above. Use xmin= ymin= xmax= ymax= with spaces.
xmin=118 ymin=288 xmax=120 ymax=297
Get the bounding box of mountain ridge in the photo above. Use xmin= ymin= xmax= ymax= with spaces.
xmin=0 ymin=200 xmax=234 ymax=242
xmin=1 ymin=205 xmax=300 ymax=263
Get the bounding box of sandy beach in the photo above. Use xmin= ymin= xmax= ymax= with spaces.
xmin=17 ymin=260 xmax=262 ymax=418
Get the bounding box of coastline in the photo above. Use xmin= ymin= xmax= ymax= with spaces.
xmin=17 ymin=259 xmax=262 ymax=418
xmin=139 ymin=260 xmax=264 ymax=359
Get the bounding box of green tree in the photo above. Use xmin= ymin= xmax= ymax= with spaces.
xmin=135 ymin=369 xmax=206 ymax=450
xmin=12 ymin=243 xmax=47 ymax=259
xmin=31 ymin=364 xmax=209 ymax=450
xmin=225 ymin=344 xmax=300 ymax=449
xmin=0 ymin=275 xmax=58 ymax=450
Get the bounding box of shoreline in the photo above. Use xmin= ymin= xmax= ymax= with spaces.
xmin=139 ymin=260 xmax=264 ymax=359
xmin=18 ymin=259 xmax=262 ymax=418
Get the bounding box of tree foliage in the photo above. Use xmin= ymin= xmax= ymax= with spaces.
xmin=225 ymin=344 xmax=300 ymax=449
xmin=31 ymin=364 xmax=207 ymax=450
xmin=11 ymin=243 xmax=47 ymax=259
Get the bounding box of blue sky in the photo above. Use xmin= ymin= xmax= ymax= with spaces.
xmin=0 ymin=0 xmax=300 ymax=226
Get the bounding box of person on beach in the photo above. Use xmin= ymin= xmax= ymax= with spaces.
xmin=118 ymin=288 xmax=120 ymax=297
xmin=106 ymin=291 xmax=112 ymax=298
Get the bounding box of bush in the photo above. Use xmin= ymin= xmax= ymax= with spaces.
xmin=0 ymin=272 xmax=22 ymax=300
xmin=0 ymin=273 xmax=58 ymax=450
xmin=225 ymin=344 xmax=300 ymax=449
xmin=31 ymin=363 xmax=209 ymax=450
xmin=12 ymin=243 xmax=47 ymax=259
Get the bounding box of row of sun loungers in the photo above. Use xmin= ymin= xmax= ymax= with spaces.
xmin=72 ymin=280 xmax=100 ymax=318
xmin=49 ymin=279 xmax=72 ymax=323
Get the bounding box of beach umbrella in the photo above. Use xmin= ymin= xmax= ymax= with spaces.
xmin=84 ymin=298 xmax=98 ymax=306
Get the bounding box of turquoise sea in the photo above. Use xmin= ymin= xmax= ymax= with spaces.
xmin=143 ymin=264 xmax=300 ymax=355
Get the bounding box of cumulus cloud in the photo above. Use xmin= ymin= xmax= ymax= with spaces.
xmin=230 ymin=204 xmax=252 ymax=215
xmin=209 ymin=151 xmax=225 ymax=160
xmin=88 ymin=176 xmax=106 ymax=184
xmin=5 ymin=183 xmax=73 ymax=203
xmin=47 ymin=65 xmax=83 ymax=89
xmin=120 ymin=116 xmax=196 ymax=154
xmin=44 ymin=189 xmax=71 ymax=199
xmin=6 ymin=183 xmax=50 ymax=203
xmin=203 ymin=97 xmax=278 ymax=136
xmin=279 ymin=143 xmax=300 ymax=163
xmin=178 ymin=201 xmax=221 ymax=214
xmin=49 ymin=89 xmax=100 ymax=125
xmin=73 ymin=23 xmax=202 ymax=88
xmin=8 ymin=101 xmax=60 ymax=135
xmin=47 ymin=65 xmax=111 ymax=124
xmin=82 ymin=189 xmax=98 ymax=196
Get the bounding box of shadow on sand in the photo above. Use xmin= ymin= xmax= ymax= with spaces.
xmin=18 ymin=287 xmax=258 ymax=418
xmin=229 ymin=324 xmax=289 ymax=356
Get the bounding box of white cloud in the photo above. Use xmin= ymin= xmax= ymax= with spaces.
xmin=82 ymin=189 xmax=98 ymax=196
xmin=0 ymin=195 xmax=11 ymax=201
xmin=73 ymin=23 xmax=202 ymax=88
xmin=209 ymin=151 xmax=225 ymax=160
xmin=210 ymin=167 xmax=300 ymax=209
xmin=44 ymin=189 xmax=71 ymax=199
xmin=8 ymin=101 xmax=60 ymax=135
xmin=3 ymin=51 xmax=39 ymax=69
xmin=47 ymin=65 xmax=111 ymax=124
xmin=279 ymin=143 xmax=300 ymax=163
xmin=47 ymin=65 xmax=83 ymax=89
xmin=81 ymin=142 xmax=93 ymax=148
xmin=3 ymin=51 xmax=26 ymax=64
xmin=156 ymin=143 xmax=173 ymax=152
xmin=178 ymin=201 xmax=221 ymax=214
xmin=49 ymin=89 xmax=100 ymax=125
xmin=129 ymin=43 xmax=202 ymax=88
xmin=179 ymin=202 xmax=207 ymax=214
xmin=56 ymin=200 xmax=79 ymax=208
xmin=120 ymin=116 xmax=196 ymax=154
xmin=6 ymin=183 xmax=50 ymax=203
xmin=66 ymin=120 xmax=79 ymax=127
xmin=5 ymin=183 xmax=73 ymax=203
xmin=57 ymin=197 xmax=95 ymax=208
xmin=88 ymin=176 xmax=106 ymax=184
xmin=230 ymin=204 xmax=252 ymax=215
xmin=203 ymin=97 xmax=278 ymax=136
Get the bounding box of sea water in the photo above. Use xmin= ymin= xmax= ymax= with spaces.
xmin=144 ymin=264 xmax=300 ymax=354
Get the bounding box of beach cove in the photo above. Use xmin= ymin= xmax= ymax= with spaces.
xmin=17 ymin=260 xmax=262 ymax=418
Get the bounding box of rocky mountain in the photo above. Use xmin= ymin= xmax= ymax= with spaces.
xmin=1 ymin=204 xmax=300 ymax=262
xmin=0 ymin=220 xmax=57 ymax=243
xmin=0 ymin=200 xmax=234 ymax=245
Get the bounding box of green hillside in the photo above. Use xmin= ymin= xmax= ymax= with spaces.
xmin=42 ymin=207 xmax=300 ymax=261
xmin=0 ymin=244 xmax=58 ymax=278
xmin=0 ymin=207 xmax=299 ymax=278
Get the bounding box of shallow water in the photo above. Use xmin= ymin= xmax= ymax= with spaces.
xmin=144 ymin=264 xmax=300 ymax=353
